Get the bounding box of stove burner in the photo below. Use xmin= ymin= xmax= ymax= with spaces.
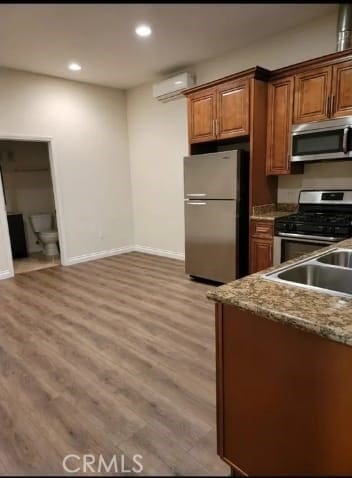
xmin=275 ymin=211 xmax=352 ymax=239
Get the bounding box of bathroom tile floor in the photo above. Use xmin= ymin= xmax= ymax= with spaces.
xmin=14 ymin=252 xmax=60 ymax=275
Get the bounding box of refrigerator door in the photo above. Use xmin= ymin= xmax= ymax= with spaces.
xmin=184 ymin=199 xmax=237 ymax=283
xmin=184 ymin=150 xmax=241 ymax=200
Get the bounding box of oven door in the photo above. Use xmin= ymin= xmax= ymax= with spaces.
xmin=291 ymin=125 xmax=352 ymax=162
xmin=273 ymin=234 xmax=339 ymax=266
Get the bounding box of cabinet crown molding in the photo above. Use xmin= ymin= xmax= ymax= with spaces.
xmin=183 ymin=66 xmax=271 ymax=96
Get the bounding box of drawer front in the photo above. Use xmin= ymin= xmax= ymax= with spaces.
xmin=251 ymin=220 xmax=273 ymax=238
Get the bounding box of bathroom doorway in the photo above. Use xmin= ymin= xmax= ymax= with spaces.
xmin=0 ymin=138 xmax=62 ymax=275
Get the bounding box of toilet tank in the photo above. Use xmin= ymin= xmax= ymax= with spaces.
xmin=29 ymin=213 xmax=52 ymax=232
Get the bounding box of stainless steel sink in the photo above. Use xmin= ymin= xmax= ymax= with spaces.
xmin=317 ymin=249 xmax=352 ymax=268
xmin=277 ymin=263 xmax=352 ymax=296
xmin=264 ymin=248 xmax=352 ymax=298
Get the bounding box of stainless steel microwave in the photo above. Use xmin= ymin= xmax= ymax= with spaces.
xmin=291 ymin=117 xmax=352 ymax=163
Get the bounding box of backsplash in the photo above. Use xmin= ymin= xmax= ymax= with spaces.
xmin=278 ymin=161 xmax=352 ymax=203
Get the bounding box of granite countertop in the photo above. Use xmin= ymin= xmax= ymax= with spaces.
xmin=250 ymin=210 xmax=293 ymax=221
xmin=250 ymin=202 xmax=297 ymax=221
xmin=207 ymin=238 xmax=352 ymax=347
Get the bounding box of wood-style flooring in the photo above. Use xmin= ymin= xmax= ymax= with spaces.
xmin=14 ymin=252 xmax=60 ymax=274
xmin=0 ymin=252 xmax=229 ymax=475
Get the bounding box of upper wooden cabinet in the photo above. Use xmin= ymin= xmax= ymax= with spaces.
xmin=293 ymin=59 xmax=352 ymax=124
xmin=216 ymin=79 xmax=249 ymax=140
xmin=331 ymin=59 xmax=352 ymax=118
xmin=266 ymin=77 xmax=294 ymax=175
xmin=293 ymin=67 xmax=331 ymax=123
xmin=187 ymin=87 xmax=217 ymax=143
xmin=186 ymin=77 xmax=250 ymax=144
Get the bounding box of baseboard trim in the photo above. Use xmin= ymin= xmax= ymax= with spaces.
xmin=65 ymin=244 xmax=184 ymax=267
xmin=65 ymin=245 xmax=135 ymax=266
xmin=134 ymin=245 xmax=185 ymax=261
xmin=0 ymin=269 xmax=13 ymax=280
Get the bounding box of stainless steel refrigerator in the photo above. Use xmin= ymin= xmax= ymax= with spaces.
xmin=183 ymin=150 xmax=248 ymax=283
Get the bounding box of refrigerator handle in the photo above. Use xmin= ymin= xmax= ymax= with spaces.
xmin=186 ymin=193 xmax=206 ymax=197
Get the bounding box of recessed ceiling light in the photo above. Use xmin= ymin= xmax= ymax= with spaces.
xmin=135 ymin=24 xmax=152 ymax=37
xmin=174 ymin=80 xmax=184 ymax=85
xmin=68 ymin=62 xmax=82 ymax=71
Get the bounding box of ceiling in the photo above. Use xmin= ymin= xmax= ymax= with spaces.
xmin=0 ymin=3 xmax=337 ymax=89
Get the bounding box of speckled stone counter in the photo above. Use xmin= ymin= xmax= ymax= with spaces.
xmin=250 ymin=203 xmax=297 ymax=221
xmin=250 ymin=210 xmax=294 ymax=221
xmin=207 ymin=238 xmax=352 ymax=347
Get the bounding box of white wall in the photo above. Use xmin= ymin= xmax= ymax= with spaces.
xmin=0 ymin=67 xmax=133 ymax=274
xmin=0 ymin=140 xmax=54 ymax=253
xmin=127 ymin=10 xmax=341 ymax=256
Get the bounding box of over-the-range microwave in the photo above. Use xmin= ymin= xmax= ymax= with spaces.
xmin=291 ymin=117 xmax=352 ymax=163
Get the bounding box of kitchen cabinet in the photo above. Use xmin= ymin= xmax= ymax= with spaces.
xmin=250 ymin=220 xmax=273 ymax=273
xmin=187 ymin=87 xmax=217 ymax=143
xmin=293 ymin=67 xmax=331 ymax=124
xmin=216 ymin=303 xmax=352 ymax=475
xmin=216 ymin=78 xmax=249 ymax=139
xmin=293 ymin=60 xmax=352 ymax=124
xmin=331 ymin=59 xmax=352 ymax=118
xmin=187 ymin=78 xmax=249 ymax=144
xmin=266 ymin=77 xmax=294 ymax=175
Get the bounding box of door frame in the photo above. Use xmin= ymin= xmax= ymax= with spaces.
xmin=0 ymin=133 xmax=68 ymax=278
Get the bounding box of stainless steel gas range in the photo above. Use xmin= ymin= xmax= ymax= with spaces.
xmin=273 ymin=190 xmax=352 ymax=266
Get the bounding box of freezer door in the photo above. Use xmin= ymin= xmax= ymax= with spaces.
xmin=184 ymin=150 xmax=241 ymax=200
xmin=185 ymin=199 xmax=237 ymax=283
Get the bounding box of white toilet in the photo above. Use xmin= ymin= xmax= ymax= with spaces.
xmin=29 ymin=213 xmax=59 ymax=258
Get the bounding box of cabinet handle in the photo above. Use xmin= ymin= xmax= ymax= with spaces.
xmin=216 ymin=118 xmax=219 ymax=135
xmin=212 ymin=119 xmax=215 ymax=137
xmin=327 ymin=96 xmax=331 ymax=116
xmin=330 ymin=94 xmax=335 ymax=115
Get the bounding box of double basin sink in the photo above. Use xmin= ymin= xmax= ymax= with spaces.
xmin=265 ymin=249 xmax=352 ymax=298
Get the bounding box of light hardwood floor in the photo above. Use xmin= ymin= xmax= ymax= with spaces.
xmin=0 ymin=252 xmax=229 ymax=476
xmin=14 ymin=252 xmax=60 ymax=274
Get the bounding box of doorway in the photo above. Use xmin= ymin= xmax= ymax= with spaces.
xmin=0 ymin=137 xmax=65 ymax=276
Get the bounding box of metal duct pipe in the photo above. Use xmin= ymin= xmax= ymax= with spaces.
xmin=337 ymin=4 xmax=352 ymax=51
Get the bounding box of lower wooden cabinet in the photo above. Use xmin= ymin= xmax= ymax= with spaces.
xmin=250 ymin=237 xmax=272 ymax=273
xmin=250 ymin=219 xmax=273 ymax=273
xmin=216 ymin=303 xmax=352 ymax=475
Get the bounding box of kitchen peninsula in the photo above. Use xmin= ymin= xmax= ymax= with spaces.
xmin=208 ymin=238 xmax=352 ymax=476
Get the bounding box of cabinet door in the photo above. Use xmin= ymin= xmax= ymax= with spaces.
xmin=331 ymin=59 xmax=352 ymax=118
xmin=266 ymin=77 xmax=294 ymax=175
xmin=217 ymin=78 xmax=249 ymax=139
xmin=250 ymin=237 xmax=272 ymax=273
xmin=188 ymin=88 xmax=217 ymax=143
xmin=293 ymin=67 xmax=332 ymax=124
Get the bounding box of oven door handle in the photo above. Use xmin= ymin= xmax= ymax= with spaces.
xmin=277 ymin=232 xmax=342 ymax=243
xmin=343 ymin=126 xmax=350 ymax=154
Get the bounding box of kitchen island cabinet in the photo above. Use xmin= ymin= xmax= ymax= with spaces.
xmin=208 ymin=237 xmax=352 ymax=476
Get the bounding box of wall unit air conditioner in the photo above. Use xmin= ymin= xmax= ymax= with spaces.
xmin=153 ymin=73 xmax=195 ymax=103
